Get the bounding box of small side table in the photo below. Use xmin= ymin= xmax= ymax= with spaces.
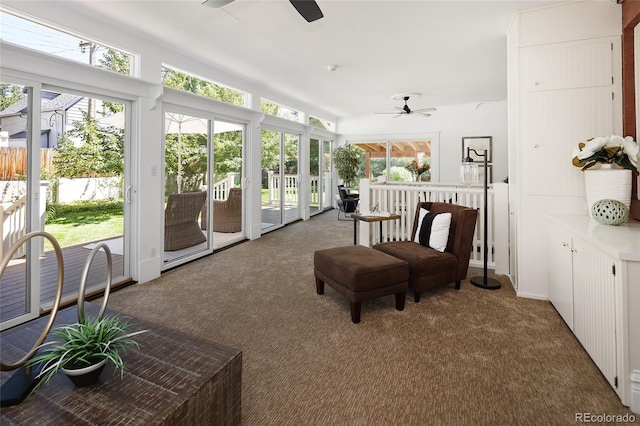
xmin=352 ymin=213 xmax=401 ymax=245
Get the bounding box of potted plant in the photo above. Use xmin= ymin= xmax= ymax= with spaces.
xmin=571 ymin=135 xmax=639 ymax=217
xmin=571 ymin=135 xmax=638 ymax=171
xmin=27 ymin=314 xmax=147 ymax=389
xmin=332 ymin=144 xmax=361 ymax=187
xmin=405 ymin=159 xmax=431 ymax=181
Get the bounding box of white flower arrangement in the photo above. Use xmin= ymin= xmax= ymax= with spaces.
xmin=572 ymin=135 xmax=639 ymax=172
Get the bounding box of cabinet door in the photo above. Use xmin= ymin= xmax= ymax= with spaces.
xmin=546 ymin=224 xmax=574 ymax=329
xmin=572 ymin=239 xmax=617 ymax=389
xmin=520 ymin=39 xmax=616 ymax=197
xmin=523 ymin=40 xmax=613 ymax=92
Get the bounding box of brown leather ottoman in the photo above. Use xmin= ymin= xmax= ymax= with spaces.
xmin=314 ymin=245 xmax=409 ymax=323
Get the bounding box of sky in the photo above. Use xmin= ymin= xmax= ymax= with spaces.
xmin=0 ymin=11 xmax=122 ymax=68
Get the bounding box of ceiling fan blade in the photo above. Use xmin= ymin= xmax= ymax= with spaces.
xmin=289 ymin=0 xmax=324 ymax=22
xmin=412 ymin=107 xmax=437 ymax=113
xmin=201 ymin=0 xmax=235 ymax=8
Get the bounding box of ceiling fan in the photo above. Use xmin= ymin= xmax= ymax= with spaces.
xmin=202 ymin=0 xmax=324 ymax=23
xmin=376 ymin=95 xmax=437 ymax=118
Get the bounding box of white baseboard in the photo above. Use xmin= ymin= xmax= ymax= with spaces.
xmin=515 ymin=290 xmax=548 ymax=301
xmin=631 ymin=370 xmax=640 ymax=414
xmin=138 ymin=257 xmax=161 ymax=284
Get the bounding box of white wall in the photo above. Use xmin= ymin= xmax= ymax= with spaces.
xmin=338 ymin=100 xmax=508 ymax=184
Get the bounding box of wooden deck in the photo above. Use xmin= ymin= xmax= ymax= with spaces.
xmin=261 ymin=205 xmax=300 ymax=229
xmin=0 ymin=241 xmax=125 ymax=324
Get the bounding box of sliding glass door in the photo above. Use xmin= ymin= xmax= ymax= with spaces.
xmin=1 ymin=81 xmax=36 ymax=329
xmin=163 ymin=111 xmax=209 ymax=265
xmin=309 ymin=138 xmax=332 ymax=216
xmin=261 ymin=129 xmax=300 ymax=232
xmin=210 ymin=119 xmax=244 ymax=248
xmin=1 ymin=82 xmax=132 ymax=329
xmin=162 ymin=112 xmax=245 ymax=268
xmin=310 ymin=138 xmax=321 ymax=215
xmin=322 ymin=140 xmax=333 ymax=210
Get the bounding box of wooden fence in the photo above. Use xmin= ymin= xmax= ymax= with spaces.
xmin=0 ymin=148 xmax=56 ymax=180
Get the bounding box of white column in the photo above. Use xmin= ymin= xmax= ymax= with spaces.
xmin=493 ymin=182 xmax=510 ymax=275
xmin=358 ymin=178 xmax=370 ymax=246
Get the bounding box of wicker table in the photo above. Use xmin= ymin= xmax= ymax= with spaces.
xmin=1 ymin=304 xmax=242 ymax=425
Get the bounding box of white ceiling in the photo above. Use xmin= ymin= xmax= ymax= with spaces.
xmin=44 ymin=1 xmax=567 ymax=119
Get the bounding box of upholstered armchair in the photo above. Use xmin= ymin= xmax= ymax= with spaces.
xmin=373 ymin=202 xmax=478 ymax=302
xmin=164 ymin=191 xmax=207 ymax=251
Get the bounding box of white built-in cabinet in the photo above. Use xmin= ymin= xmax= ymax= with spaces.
xmin=507 ymin=1 xmax=622 ymax=298
xmin=545 ymin=214 xmax=640 ymax=410
xmin=509 ymin=2 xmax=640 ymax=413
xmin=546 ymin=225 xmax=574 ymax=330
xmin=546 ymin=219 xmax=617 ymax=391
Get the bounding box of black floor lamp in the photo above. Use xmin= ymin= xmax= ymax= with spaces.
xmin=461 ymin=148 xmax=501 ymax=290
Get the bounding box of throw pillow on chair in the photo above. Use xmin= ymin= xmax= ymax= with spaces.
xmin=414 ymin=208 xmax=451 ymax=252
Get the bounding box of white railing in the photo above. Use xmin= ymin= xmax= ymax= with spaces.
xmin=357 ymin=179 xmax=510 ymax=274
xmin=1 ymin=195 xmax=27 ymax=259
xmin=0 ymin=181 xmax=84 ymax=260
xmin=267 ymin=172 xmax=319 ymax=205
xmin=322 ymin=172 xmax=332 ymax=207
xmin=211 ymin=172 xmax=239 ymax=201
xmin=310 ymin=176 xmax=319 ymax=204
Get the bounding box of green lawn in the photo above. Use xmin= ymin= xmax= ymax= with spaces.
xmin=44 ymin=203 xmax=124 ymax=250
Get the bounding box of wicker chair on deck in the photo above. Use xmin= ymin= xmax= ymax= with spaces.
xmin=164 ymin=191 xmax=207 ymax=251
xmin=201 ymin=188 xmax=242 ymax=233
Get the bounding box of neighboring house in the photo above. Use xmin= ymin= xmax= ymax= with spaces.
xmin=0 ymin=91 xmax=85 ymax=148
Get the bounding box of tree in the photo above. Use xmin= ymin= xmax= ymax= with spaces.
xmin=333 ymin=145 xmax=362 ymax=187
xmin=213 ymin=131 xmax=243 ymax=177
xmin=54 ymin=112 xmax=124 ymax=178
xmin=164 ymin=133 xmax=208 ymax=194
xmin=0 ymin=83 xmax=24 ymax=111
xmin=260 ymin=129 xmax=280 ymax=172
xmin=98 ymin=49 xmax=130 ymax=114
xmin=161 ymin=67 xmax=244 ymax=106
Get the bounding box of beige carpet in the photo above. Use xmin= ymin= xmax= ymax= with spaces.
xmin=104 ymin=211 xmax=637 ymax=425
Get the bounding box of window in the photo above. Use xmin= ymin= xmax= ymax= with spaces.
xmin=261 ymin=99 xmax=301 ymax=122
xmin=351 ymin=140 xmax=432 ymax=182
xmin=309 ymin=115 xmax=335 ymax=131
xmin=161 ymin=66 xmax=246 ymax=107
xmin=0 ymin=10 xmax=134 ymax=76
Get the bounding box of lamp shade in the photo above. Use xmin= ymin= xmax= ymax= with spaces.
xmin=460 ymin=160 xmax=479 ymax=184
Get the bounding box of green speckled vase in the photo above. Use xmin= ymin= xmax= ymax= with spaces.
xmin=591 ymin=199 xmax=629 ymax=226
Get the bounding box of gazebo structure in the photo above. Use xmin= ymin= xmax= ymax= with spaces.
xmin=352 ymin=140 xmax=432 ymax=181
